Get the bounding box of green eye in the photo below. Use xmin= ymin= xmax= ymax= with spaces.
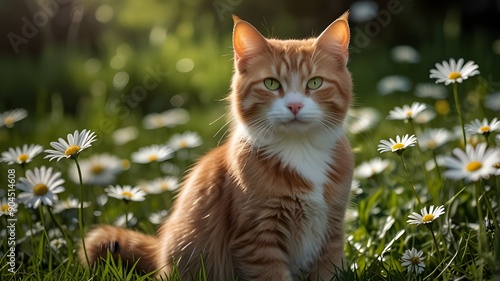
xmin=307 ymin=77 xmax=323 ymax=90
xmin=264 ymin=78 xmax=281 ymax=91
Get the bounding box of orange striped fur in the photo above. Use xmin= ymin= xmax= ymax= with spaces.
xmin=80 ymin=12 xmax=354 ymax=281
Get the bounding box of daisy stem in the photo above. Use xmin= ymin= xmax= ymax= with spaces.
xmin=39 ymin=206 xmax=53 ymax=273
xmin=483 ymin=133 xmax=490 ymax=147
xmin=408 ymin=120 xmax=432 ymax=196
xmin=482 ymin=191 xmax=500 ymax=263
xmin=452 ymin=83 xmax=467 ymax=146
xmin=431 ymin=150 xmax=442 ymax=179
xmin=124 ymin=200 xmax=129 ymax=228
xmin=400 ymin=154 xmax=422 ymax=206
xmin=20 ymin=163 xmax=27 ymax=177
xmin=427 ymin=225 xmax=442 ymax=263
xmin=474 ymin=180 xmax=485 ymax=279
xmin=47 ymin=207 xmax=74 ymax=250
xmin=75 ymin=158 xmax=91 ymax=269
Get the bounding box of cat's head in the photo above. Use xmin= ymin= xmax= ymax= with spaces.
xmin=230 ymin=12 xmax=352 ymax=141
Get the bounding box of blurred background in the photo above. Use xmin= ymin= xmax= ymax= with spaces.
xmin=0 ymin=0 xmax=499 ymax=149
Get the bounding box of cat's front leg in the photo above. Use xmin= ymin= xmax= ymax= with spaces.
xmin=308 ymin=232 xmax=346 ymax=281
xmin=233 ymin=251 xmax=293 ymax=281
xmin=231 ymin=228 xmax=293 ymax=281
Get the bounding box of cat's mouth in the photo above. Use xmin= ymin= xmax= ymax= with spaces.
xmin=280 ymin=118 xmax=314 ymax=132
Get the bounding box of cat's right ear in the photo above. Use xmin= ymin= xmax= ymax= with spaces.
xmin=232 ymin=15 xmax=268 ymax=72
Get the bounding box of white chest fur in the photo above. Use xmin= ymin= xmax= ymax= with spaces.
xmin=289 ymin=185 xmax=329 ymax=273
xmin=267 ymin=133 xmax=338 ymax=272
xmin=237 ymin=126 xmax=343 ymax=272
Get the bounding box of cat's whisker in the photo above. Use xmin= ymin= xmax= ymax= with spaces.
xmin=214 ymin=117 xmax=234 ymax=146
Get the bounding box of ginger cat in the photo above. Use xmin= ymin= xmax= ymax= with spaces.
xmin=80 ymin=12 xmax=354 ymax=281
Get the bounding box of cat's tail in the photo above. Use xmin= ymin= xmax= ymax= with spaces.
xmin=78 ymin=225 xmax=159 ymax=272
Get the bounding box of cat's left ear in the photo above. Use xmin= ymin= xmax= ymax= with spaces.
xmin=314 ymin=11 xmax=350 ymax=61
xmin=232 ymin=15 xmax=269 ymax=72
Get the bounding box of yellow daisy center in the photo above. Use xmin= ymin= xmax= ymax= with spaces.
xmin=4 ymin=116 xmax=14 ymax=126
xmin=90 ymin=164 xmax=105 ymax=174
xmin=406 ymin=111 xmax=413 ymax=118
xmin=178 ymin=140 xmax=189 ymax=148
xmin=426 ymin=140 xmax=437 ymax=149
xmin=422 ymin=214 xmax=435 ymax=223
xmin=435 ymin=100 xmax=450 ymax=115
xmin=479 ymin=125 xmax=490 ymax=133
xmin=160 ymin=183 xmax=170 ymax=191
xmin=411 ymin=257 xmax=421 ymax=265
xmin=18 ymin=153 xmax=29 ymax=163
xmin=122 ymin=191 xmax=133 ymax=199
xmin=466 ymin=161 xmax=482 ymax=172
xmin=121 ymin=159 xmax=131 ymax=170
xmin=391 ymin=143 xmax=405 ymax=151
xmin=1 ymin=204 xmax=9 ymax=212
xmin=148 ymin=155 xmax=158 ymax=162
xmin=65 ymin=145 xmax=81 ymax=156
xmin=152 ymin=116 xmax=164 ymax=126
xmin=33 ymin=183 xmax=49 ymax=196
xmin=448 ymin=71 xmax=462 ymax=80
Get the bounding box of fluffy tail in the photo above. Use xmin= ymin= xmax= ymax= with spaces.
xmin=78 ymin=225 xmax=159 ymax=272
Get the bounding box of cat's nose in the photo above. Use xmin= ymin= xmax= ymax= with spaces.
xmin=287 ymin=102 xmax=303 ymax=115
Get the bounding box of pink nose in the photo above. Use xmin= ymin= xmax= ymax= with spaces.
xmin=287 ymin=102 xmax=303 ymax=115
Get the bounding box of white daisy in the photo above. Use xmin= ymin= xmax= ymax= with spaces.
xmin=377 ymin=134 xmax=417 ymax=154
xmin=114 ymin=212 xmax=137 ymax=227
xmin=1 ymin=144 xmax=43 ymax=165
xmin=387 ymin=102 xmax=427 ymax=122
xmin=139 ymin=176 xmax=179 ymax=194
xmin=345 ymin=107 xmax=381 ymax=134
xmin=425 ymin=155 xmax=446 ymax=172
xmin=105 ymin=185 xmax=146 ymax=202
xmin=376 ymin=75 xmax=412 ymax=95
xmin=465 ymin=117 xmax=500 ymax=136
xmin=69 ymin=153 xmax=123 ymax=186
xmin=407 ymin=205 xmax=445 ymax=225
xmin=143 ymin=108 xmax=190 ymax=129
xmin=484 ymin=92 xmax=500 ymax=111
xmin=349 ymin=0 xmax=378 ymax=23
xmin=390 ymin=45 xmax=421 ymax=64
xmin=412 ymin=109 xmax=436 ymax=125
xmin=131 ymin=144 xmax=173 ymax=164
xmin=148 ymin=210 xmax=169 ymax=225
xmin=418 ymin=128 xmax=452 ymax=150
xmin=168 ymin=131 xmax=202 ymax=150
xmin=354 ymin=158 xmax=391 ymax=179
xmin=0 ymin=108 xmax=28 ymax=128
xmin=401 ymin=248 xmax=425 ymax=274
xmin=443 ymin=143 xmax=499 ymax=182
xmin=17 ymin=166 xmax=65 ymax=209
xmin=52 ymin=197 xmax=90 ymax=214
xmin=23 ymin=222 xmax=44 ymax=240
xmin=112 ymin=126 xmax=139 ymax=146
xmin=44 ymin=129 xmax=97 ymax=161
xmin=429 ymin=58 xmax=479 ymax=85
xmin=50 ymin=238 xmax=67 ymax=251
xmin=414 ymin=83 xmax=447 ymax=99
xmin=0 ymin=197 xmax=17 ymax=217
xmin=350 ymin=179 xmax=363 ymax=195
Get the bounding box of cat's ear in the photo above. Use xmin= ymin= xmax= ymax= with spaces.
xmin=314 ymin=11 xmax=350 ymax=60
xmin=232 ymin=15 xmax=268 ymax=71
